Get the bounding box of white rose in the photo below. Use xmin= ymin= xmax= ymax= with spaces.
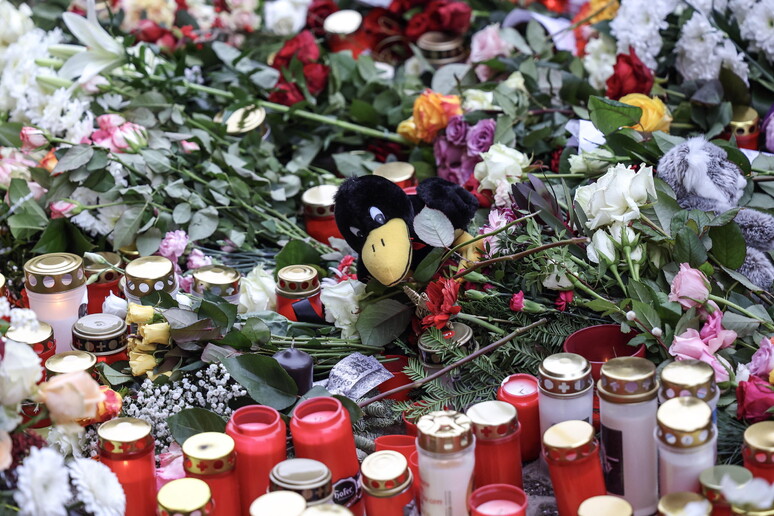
xmin=320 ymin=279 xmax=367 ymax=338
xmin=568 ymin=148 xmax=614 ymax=175
xmin=0 ymin=340 xmax=42 ymax=407
xmin=608 ymin=222 xmax=638 ymax=247
xmin=587 ymin=230 xmax=616 ymax=264
xmin=474 ymin=143 xmax=531 ymax=191
xmin=504 ymin=71 xmax=527 ymax=93
xmin=0 ymin=405 xmax=21 ymax=433
xmin=462 ymin=89 xmax=497 ymax=112
xmin=102 ymin=293 xmax=128 ymax=320
xmin=238 ymin=265 xmax=277 ymax=314
xmin=542 ymin=264 xmax=574 ymax=290
xmin=630 ymin=245 xmax=645 ymax=263
xmin=573 ymin=164 xmax=656 ymax=229
xmin=264 ymin=0 xmax=308 ymax=35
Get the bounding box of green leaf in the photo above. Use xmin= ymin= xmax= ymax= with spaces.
xmin=632 ymin=300 xmax=662 ymax=330
xmin=349 ymin=99 xmax=380 ymax=126
xmin=140 ymin=149 xmax=171 ymax=174
xmin=275 ymin=240 xmax=321 ymax=273
xmin=52 ymin=145 xmax=93 ymax=174
xmin=673 ymin=227 xmax=708 ymax=267
xmin=709 ymin=222 xmax=746 ymax=269
xmin=413 ymin=208 xmax=454 ymax=248
xmin=0 ymin=122 xmax=23 ymax=147
xmin=96 ymin=362 xmax=133 ymax=387
xmin=241 ymin=318 xmax=271 ymax=346
xmin=198 ymin=300 xmax=230 ymax=329
xmin=136 ymin=227 xmax=162 ymax=256
xmin=112 ymin=205 xmax=145 ymax=250
xmin=334 ymin=395 xmax=363 ymax=424
xmin=167 ymin=408 xmax=227 ymax=445
xmin=588 ymin=96 xmax=642 ymax=135
xmin=722 ymin=312 xmax=760 ymax=338
xmin=32 ymin=218 xmax=95 ymax=255
xmin=583 ymin=298 xmax=620 ymax=315
xmin=173 ymin=203 xmax=192 ymax=224
xmin=188 ymin=207 xmax=218 ymax=241
xmin=355 ymin=299 xmax=411 ymax=347
xmin=129 ymin=91 xmax=169 ymax=110
xmin=221 ymin=354 xmax=298 ymax=410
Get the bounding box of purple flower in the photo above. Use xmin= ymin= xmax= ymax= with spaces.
xmin=749 ymin=337 xmax=774 ymax=378
xmin=438 ymin=164 xmax=468 ymax=185
xmin=466 ymin=118 xmax=496 ymax=157
xmin=445 ymin=115 xmax=468 ymax=146
xmin=159 ymin=230 xmax=189 ymax=262
xmin=434 ymin=136 xmax=466 ymax=169
xmin=763 ymin=105 xmax=774 ymax=153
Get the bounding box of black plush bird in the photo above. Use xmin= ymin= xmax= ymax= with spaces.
xmin=334 ymin=175 xmax=479 ymax=286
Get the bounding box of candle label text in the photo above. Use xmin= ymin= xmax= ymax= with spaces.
xmin=600 ymin=423 xmax=624 ymax=495
xmin=333 ymin=473 xmax=362 ymax=507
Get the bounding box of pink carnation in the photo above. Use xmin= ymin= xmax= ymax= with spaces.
xmin=186 ymin=249 xmax=212 ymax=269
xmin=469 ymin=24 xmax=513 ymax=81
xmin=510 ymin=291 xmax=525 ymax=311
xmin=158 ymin=230 xmax=189 ymax=262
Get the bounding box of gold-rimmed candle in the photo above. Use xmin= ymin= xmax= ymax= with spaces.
xmin=183 ymin=432 xmax=241 ymax=516
xmin=373 ymin=162 xmax=416 ymax=190
xmin=538 ymin=353 xmax=594 ymax=437
xmin=6 ymin=322 xmax=56 ymax=363
xmin=123 ymin=256 xmax=177 ymax=303
xmin=192 ymin=265 xmax=241 ymax=304
xmin=72 ymin=313 xmax=128 ymax=364
xmin=45 ymin=350 xmax=97 ymax=378
xmin=658 ymin=492 xmax=711 ymax=516
xmin=416 ymin=32 xmax=467 ymax=67
xmin=157 ymin=477 xmax=214 ymax=516
xmin=302 ymin=185 xmax=343 ymax=244
xmin=743 ymin=421 xmax=774 ymax=483
xmin=84 ymin=251 xmax=123 ymax=314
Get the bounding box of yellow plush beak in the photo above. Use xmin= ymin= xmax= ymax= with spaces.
xmin=362 ymin=218 xmax=413 ymax=286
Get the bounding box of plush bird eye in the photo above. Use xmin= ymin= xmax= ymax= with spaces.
xmin=369 ymin=206 xmax=386 ymax=225
xmin=349 ymin=226 xmax=363 ymax=238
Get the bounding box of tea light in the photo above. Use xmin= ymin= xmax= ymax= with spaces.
xmin=192 ymin=265 xmax=241 ymax=304
xmin=84 ymin=251 xmax=123 ymax=315
xmin=123 ymin=256 xmax=177 ymax=304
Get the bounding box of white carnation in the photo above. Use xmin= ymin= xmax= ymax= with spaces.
xmin=14 ymin=447 xmax=71 ymax=516
xmin=474 ymin=143 xmax=531 ymax=191
xmin=69 ymin=458 xmax=126 ymax=516
xmin=320 ymin=279 xmax=367 ymax=338
xmin=611 ymin=0 xmax=678 ymax=69
xmin=676 ymin=12 xmax=748 ymax=85
xmin=582 ymin=36 xmax=616 ymax=90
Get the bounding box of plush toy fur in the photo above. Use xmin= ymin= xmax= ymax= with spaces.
xmin=658 ymin=137 xmax=774 ymax=289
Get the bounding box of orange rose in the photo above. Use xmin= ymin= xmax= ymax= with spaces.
xmin=78 ymin=386 xmax=123 ymax=426
xmin=412 ymin=89 xmax=462 ymax=143
xmin=39 ymin=149 xmax=58 ymax=173
xmin=37 ymin=371 xmax=104 ymax=427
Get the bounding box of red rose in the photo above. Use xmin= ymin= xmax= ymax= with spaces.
xmin=134 ymin=19 xmax=169 ymax=43
xmin=366 ymin=141 xmax=405 ymax=162
xmin=389 ymin=0 xmax=430 ymax=14
xmin=303 ymin=63 xmax=329 ymax=95
xmin=737 ymin=376 xmax=774 ymax=423
xmin=272 ymin=30 xmax=320 ymax=70
xmin=268 ymin=81 xmax=305 ymax=106
xmin=605 ymin=47 xmax=654 ymax=100
xmin=405 ymin=11 xmax=432 ymax=41
xmin=462 ymin=175 xmax=492 ymax=209
xmin=427 ymin=0 xmax=472 ymax=35
xmin=306 ymin=0 xmax=339 ymax=36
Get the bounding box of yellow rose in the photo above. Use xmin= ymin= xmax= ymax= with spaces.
xmin=139 ymin=322 xmax=170 ymax=346
xmin=589 ymin=0 xmax=620 ymax=23
xmin=397 ymin=117 xmax=420 ymax=144
xmin=126 ymin=303 xmax=155 ymax=324
xmin=619 ymin=93 xmax=672 ymax=133
xmin=129 ymin=350 xmax=157 ymax=377
xmin=412 ymin=89 xmax=462 ymax=143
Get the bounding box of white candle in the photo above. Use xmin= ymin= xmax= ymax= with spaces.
xmin=538 ymin=353 xmax=594 ymax=437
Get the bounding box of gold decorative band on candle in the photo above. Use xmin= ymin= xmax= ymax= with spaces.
xmin=6 ymin=322 xmax=55 ymax=358
xmin=276 ymin=265 xmax=321 ymax=300
xmin=466 ymin=400 xmax=518 ymax=440
xmin=220 ymin=105 xmax=267 ymax=135
xmin=270 ymin=459 xmax=334 ymax=505
xmin=98 ymin=417 xmax=154 ymax=456
xmin=542 ymin=420 xmax=598 ymax=462
xmin=45 ymin=350 xmax=97 ymax=377
xmin=157 ymin=477 xmax=214 ymax=516
xmin=658 ymin=492 xmax=711 ymax=516
xmin=361 ymin=450 xmax=412 ymax=498
xmin=24 ymin=253 xmax=86 ymax=294
xmin=182 ymin=432 xmax=237 ymax=475
xmin=656 ymin=397 xmax=714 ymax=449
xmin=323 ymin=9 xmax=363 ymax=36
xmin=416 ymin=31 xmax=467 ymax=66
xmin=416 ymin=410 xmax=473 ymax=454
xmin=118 ymin=244 xmax=140 ymax=263
xmin=418 ymin=322 xmax=476 ymax=365
xmin=373 ymin=162 xmax=416 ymax=189
xmin=597 ymin=357 xmax=658 ymax=404
xmin=538 ymin=353 xmax=593 ymax=397
xmin=699 ymin=465 xmax=752 ymax=507
xmin=744 ymin=421 xmax=774 ymax=465
xmin=302 ymin=185 xmax=338 ymax=218
xmin=84 ymin=251 xmax=123 ymax=284
xmin=660 ymin=359 xmax=717 ymax=402
xmin=729 ymin=105 xmax=759 ymax=137
xmin=124 ymin=256 xmax=176 ymax=298
xmin=192 ymin=265 xmax=241 ymax=298
xmin=72 ymin=313 xmax=128 ymax=356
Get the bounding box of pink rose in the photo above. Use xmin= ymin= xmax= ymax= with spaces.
xmin=186 ymin=249 xmax=212 ymax=269
xmin=670 ymin=328 xmax=730 ymax=382
xmin=159 ymin=230 xmax=189 ymax=261
xmin=0 ymin=150 xmax=36 ymax=187
xmin=510 ymin=291 xmax=525 ymax=311
xmin=156 ymin=443 xmax=185 ymax=490
xmin=36 ymin=371 xmax=105 ymax=426
xmin=80 ymin=76 xmax=109 ymax=95
xmin=20 ymin=127 xmax=47 ymax=150
xmin=111 ymin=122 xmax=148 ymax=152
xmin=668 ymin=263 xmax=711 ymax=310
xmin=28 ymin=182 xmax=47 ymax=200
xmin=177 ymin=274 xmax=194 ymax=293
xmin=469 ymin=24 xmax=513 ymax=81
xmin=699 ymin=309 xmax=736 ymax=352
xmin=49 ymin=200 xmax=77 ymax=219
xmin=181 ymin=140 xmax=200 ymax=153
xmin=0 ymin=431 xmax=10 ymax=472
xmin=97 ymin=114 xmax=126 ymax=131
xmin=749 ymin=338 xmax=774 ymax=378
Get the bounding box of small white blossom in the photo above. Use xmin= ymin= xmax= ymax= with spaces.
xmin=14 ymin=447 xmax=71 ymax=516
xmin=626 ymin=311 xmax=637 ymax=321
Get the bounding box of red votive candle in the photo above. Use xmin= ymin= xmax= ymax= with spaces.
xmin=302 ymin=185 xmax=343 ymax=245
xmin=84 ymin=251 xmax=123 ymax=314
xmin=467 ymin=401 xmax=523 ymax=489
xmin=226 ymin=405 xmax=287 ymax=515
xmin=543 ymin=420 xmax=606 ymax=516
xmin=408 ymin=451 xmax=422 ymax=513
xmin=276 ymin=265 xmax=325 ymax=324
xmin=361 ymin=450 xmax=417 ymax=515
xmin=743 ymin=422 xmax=774 ymax=483
xmin=700 ymin=465 xmax=753 ymax=516
xmin=376 ymin=355 xmax=412 ymax=402
xmin=183 ymin=432 xmax=241 ymax=516
xmin=6 ymin=321 xmax=56 ymax=364
xmin=290 ymin=397 xmax=364 ymax=515
xmin=98 ymin=417 xmax=156 ymax=516
xmin=323 ymin=10 xmax=370 ymax=58
xmin=468 ymin=484 xmax=528 ymax=516
xmin=497 ymin=374 xmax=540 ymax=461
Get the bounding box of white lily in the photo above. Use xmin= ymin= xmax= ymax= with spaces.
xmin=60 ymin=12 xmax=125 ymax=83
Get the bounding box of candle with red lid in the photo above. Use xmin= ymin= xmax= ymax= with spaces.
xmin=497 ymin=374 xmax=540 ymax=461
xmin=743 ymin=422 xmax=774 ymax=483
xmin=226 ymin=405 xmax=287 ymax=515
xmin=183 ymin=432 xmax=241 ymax=516
xmin=467 ymin=400 xmax=523 ymax=489
xmin=275 ymin=265 xmax=325 ymax=324
xmin=98 ymin=417 xmax=157 ymax=516
xmin=468 ymin=484 xmax=528 ymax=516
xmin=290 ymin=397 xmax=364 ymax=515
xmin=302 ymin=185 xmax=343 ymax=245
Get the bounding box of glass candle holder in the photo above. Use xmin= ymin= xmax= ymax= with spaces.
xmin=98 ymin=417 xmax=156 ymax=516
xmin=290 ymin=397 xmax=364 ymax=515
xmin=656 ymin=397 xmax=717 ymax=495
xmin=302 ymin=185 xmax=343 ymax=245
xmin=24 ymin=253 xmax=88 ymax=352
xmin=192 ymin=265 xmax=241 ymax=304
xmin=157 ymin=477 xmax=214 ymax=516
xmin=700 ymin=465 xmax=753 ymax=516
xmin=659 ymin=359 xmax=719 ymax=420
xmin=373 ymin=162 xmax=417 ymax=190
xmin=71 ymin=313 xmax=128 ymax=365
xmin=468 ymin=484 xmax=528 ymax=516
xmin=225 ymin=405 xmax=287 ymax=513
xmin=658 ymin=492 xmax=712 ymax=515
xmin=361 ymin=450 xmax=417 ymax=516
xmin=183 ymin=432 xmax=241 ymax=516
xmin=84 ymin=251 xmax=123 ymax=315
xmin=45 ymin=350 xmax=97 ymax=379
xmin=578 ymin=495 xmax=634 ymax=516
xmin=497 ymin=374 xmax=541 ymax=462
xmin=250 ymin=491 xmax=308 ymax=516
xmin=467 ymin=401 xmax=523 ymax=489
xmin=598 ymin=357 xmax=659 ymax=516
xmin=543 ymin=420 xmax=606 ymax=516
xmin=416 ymin=410 xmax=475 ymax=516
xmin=276 ymin=265 xmax=325 ymax=324
xmin=744 ymin=421 xmax=774 ymax=483
xmin=538 ymin=353 xmax=594 ymax=438
xmin=6 ymin=322 xmax=56 ymax=364
xmin=323 ymin=10 xmax=370 ymax=58
xmin=270 ymin=459 xmax=334 ymax=506
xmin=124 ymin=256 xmax=178 ymax=304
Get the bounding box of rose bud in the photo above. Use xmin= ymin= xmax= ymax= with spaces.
xmin=126 ymin=303 xmax=155 ymax=324
xmin=139 ymin=322 xmax=170 ymax=346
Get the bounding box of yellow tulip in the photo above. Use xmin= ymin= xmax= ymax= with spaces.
xmin=619 ymin=93 xmax=672 ymax=133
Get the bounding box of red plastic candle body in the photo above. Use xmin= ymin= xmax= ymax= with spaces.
xmin=361 ymin=450 xmax=417 ymax=516
xmin=290 ymin=397 xmax=364 ymax=515
xmin=408 ymin=451 xmax=422 ymax=513
xmin=183 ymin=432 xmax=241 ymax=516
xmin=497 ymin=374 xmax=540 ymax=461
xmin=98 ymin=418 xmax=156 ymax=516
xmin=276 ymin=292 xmax=324 ymax=322
xmin=743 ymin=453 xmax=774 ymax=483
xmin=305 ymin=215 xmax=344 ymax=244
xmin=743 ymin=422 xmax=774 ymax=484
xmin=87 ymin=277 xmax=122 ymax=314
xmin=543 ymin=421 xmax=606 ymax=516
xmin=467 ymin=400 xmax=523 ymax=489
xmin=376 ymin=355 xmax=412 ymax=402
xmin=226 ymin=405 xmax=287 ymax=515
xmin=276 ymin=265 xmax=325 ymax=324
xmin=469 ymin=484 xmax=528 ymax=516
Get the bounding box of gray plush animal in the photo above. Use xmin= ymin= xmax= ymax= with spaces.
xmin=658 ymin=137 xmax=774 ymax=290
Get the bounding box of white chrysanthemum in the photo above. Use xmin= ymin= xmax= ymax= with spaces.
xmin=739 ymin=0 xmax=774 ymax=55
xmin=676 ymin=12 xmax=749 ymax=84
xmin=691 ymin=0 xmax=728 ymax=13
xmin=69 ymin=459 xmax=126 ymax=516
xmin=13 ymin=447 xmax=71 ymax=516
xmin=582 ymin=35 xmax=616 ymax=90
xmin=611 ymin=0 xmax=678 ymax=69
xmin=716 ymin=39 xmax=749 ymax=84
xmin=729 ymin=0 xmax=756 ymax=25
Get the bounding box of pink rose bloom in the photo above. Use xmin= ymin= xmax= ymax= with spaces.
xmin=469 ymin=24 xmax=513 ymax=81
xmin=156 ymin=443 xmax=185 ymax=490
xmin=90 ymin=119 xmax=148 ymax=153
xmin=97 ymin=114 xmax=126 ymax=131
xmin=699 ymin=309 xmax=736 ymax=352
xmin=49 ymin=200 xmax=77 ymax=219
xmin=668 ymin=263 xmax=710 ymax=310
xmin=0 ymin=149 xmax=36 ymax=187
xmin=510 ymin=291 xmax=525 ymax=311
xmin=20 ymin=127 xmax=47 ymax=150
xmin=177 ymin=274 xmax=194 ymax=293
xmin=749 ymin=338 xmax=774 ymax=378
xmin=186 ymin=249 xmax=212 ymax=269
xmin=28 ymin=182 xmax=47 ymax=200
xmin=159 ymin=230 xmax=189 ymax=261
xmin=670 ymin=328 xmax=730 ymax=382
xmin=181 ymin=140 xmax=200 ymax=153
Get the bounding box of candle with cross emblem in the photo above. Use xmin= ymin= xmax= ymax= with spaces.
xmin=538 ymin=353 xmax=594 ymax=439
xmin=98 ymin=418 xmax=157 ymax=516
xmin=269 ymin=458 xmax=335 ymax=506
xmin=71 ymin=313 xmax=128 ymax=365
xmin=597 ymin=357 xmax=659 ymax=516
xmin=183 ymin=432 xmax=241 ymax=516
xmin=466 ymin=401 xmax=523 ymax=489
